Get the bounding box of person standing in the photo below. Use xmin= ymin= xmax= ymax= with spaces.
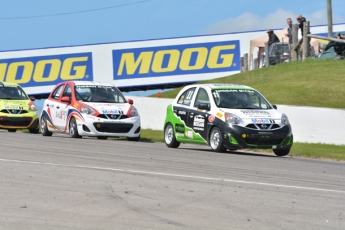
xmin=285 ymin=18 xmax=293 ymax=44
xmin=267 ymin=29 xmax=280 ymax=47
xmin=296 ymin=14 xmax=306 ymax=37
xmin=324 ymin=32 xmax=345 ymax=59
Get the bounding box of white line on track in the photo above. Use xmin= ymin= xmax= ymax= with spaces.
xmin=1 ymin=158 xmax=344 ymax=194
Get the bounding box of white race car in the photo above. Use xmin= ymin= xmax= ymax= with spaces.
xmin=40 ymin=81 xmax=140 ymax=140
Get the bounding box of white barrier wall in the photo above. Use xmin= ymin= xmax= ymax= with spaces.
xmin=129 ymin=96 xmax=345 ymax=145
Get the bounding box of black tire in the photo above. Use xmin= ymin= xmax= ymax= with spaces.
xmin=209 ymin=127 xmax=226 ymax=152
xmin=69 ymin=117 xmax=82 ymax=138
xmin=273 ymin=148 xmax=290 ymax=156
xmin=40 ymin=116 xmax=53 ymax=136
xmin=29 ymin=128 xmax=39 ymax=134
xmin=8 ymin=129 xmax=17 ymax=132
xmin=164 ymin=123 xmax=180 ymax=148
xmin=127 ymin=135 xmax=140 ymax=141
xmin=97 ymin=136 xmax=108 ymax=140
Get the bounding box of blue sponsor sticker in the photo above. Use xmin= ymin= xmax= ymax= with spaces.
xmin=102 ymin=109 xmax=123 ymax=115
xmin=252 ymin=119 xmax=271 ymax=124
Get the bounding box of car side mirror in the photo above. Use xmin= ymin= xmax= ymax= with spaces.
xmin=30 ymin=96 xmax=35 ymax=101
xmin=272 ymin=104 xmax=277 ymax=110
xmin=61 ymin=96 xmax=71 ymax=103
xmin=198 ymin=103 xmax=210 ymax=111
xmin=127 ymin=99 xmax=133 ymax=105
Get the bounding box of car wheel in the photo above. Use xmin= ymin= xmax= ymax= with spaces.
xmin=69 ymin=117 xmax=82 ymax=138
xmin=127 ymin=135 xmax=140 ymax=141
xmin=97 ymin=136 xmax=108 ymax=140
xmin=164 ymin=123 xmax=180 ymax=148
xmin=273 ymin=148 xmax=290 ymax=156
xmin=40 ymin=116 xmax=53 ymax=136
xmin=209 ymin=127 xmax=226 ymax=152
xmin=8 ymin=129 xmax=17 ymax=132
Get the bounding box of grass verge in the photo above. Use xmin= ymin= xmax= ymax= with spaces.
xmin=150 ymin=58 xmax=345 ymax=109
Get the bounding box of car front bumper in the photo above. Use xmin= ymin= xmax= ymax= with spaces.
xmin=219 ymin=124 xmax=293 ymax=150
xmin=76 ymin=115 xmax=141 ymax=137
xmin=0 ymin=112 xmax=39 ymax=129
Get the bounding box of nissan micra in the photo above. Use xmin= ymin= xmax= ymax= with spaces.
xmin=0 ymin=82 xmax=39 ymax=133
xmin=164 ymin=84 xmax=293 ymax=156
xmin=40 ymin=81 xmax=140 ymax=140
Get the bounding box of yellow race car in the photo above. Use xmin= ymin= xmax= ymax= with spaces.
xmin=0 ymin=82 xmax=39 ymax=133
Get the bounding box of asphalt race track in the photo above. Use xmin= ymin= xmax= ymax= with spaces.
xmin=0 ymin=130 xmax=344 ymax=230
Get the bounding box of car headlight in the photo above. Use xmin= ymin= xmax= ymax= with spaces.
xmin=129 ymin=106 xmax=139 ymax=117
xmin=80 ymin=105 xmax=96 ymax=115
xmin=28 ymin=102 xmax=37 ymax=111
xmin=225 ymin=113 xmax=243 ymax=125
xmin=281 ymin=113 xmax=290 ymax=125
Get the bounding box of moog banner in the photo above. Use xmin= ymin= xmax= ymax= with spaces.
xmin=112 ymin=40 xmax=240 ymax=79
xmin=0 ymin=52 xmax=93 ymax=88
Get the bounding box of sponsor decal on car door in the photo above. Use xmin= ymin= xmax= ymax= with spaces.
xmin=186 ymin=109 xmax=208 ymax=141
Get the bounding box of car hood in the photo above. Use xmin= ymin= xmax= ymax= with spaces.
xmin=85 ymin=102 xmax=131 ymax=114
xmin=0 ymin=99 xmax=30 ymax=109
xmin=220 ymin=108 xmax=283 ymax=120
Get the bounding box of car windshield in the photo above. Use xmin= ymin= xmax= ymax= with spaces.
xmin=0 ymin=86 xmax=29 ymax=100
xmin=212 ymin=89 xmax=272 ymax=109
xmin=75 ymin=85 xmax=126 ymax=103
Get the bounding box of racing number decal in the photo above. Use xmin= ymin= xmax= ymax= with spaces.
xmin=186 ymin=90 xmax=193 ymax=100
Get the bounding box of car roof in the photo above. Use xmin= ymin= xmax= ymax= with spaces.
xmin=69 ymin=81 xmax=114 ymax=87
xmin=0 ymin=82 xmax=20 ymax=87
xmin=187 ymin=83 xmax=255 ymax=90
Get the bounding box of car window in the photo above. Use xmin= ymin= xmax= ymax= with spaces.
xmin=177 ymin=87 xmax=196 ymax=106
xmin=51 ymin=84 xmax=64 ymax=100
xmin=74 ymin=85 xmax=126 ymax=103
xmin=194 ymin=88 xmax=210 ymax=108
xmin=0 ymin=86 xmax=28 ymax=100
xmin=62 ymin=85 xmax=72 ymax=98
xmin=212 ymin=89 xmax=271 ymax=109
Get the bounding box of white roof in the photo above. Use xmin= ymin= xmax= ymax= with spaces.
xmin=72 ymin=81 xmax=114 ymax=86
xmin=185 ymin=83 xmax=253 ymax=90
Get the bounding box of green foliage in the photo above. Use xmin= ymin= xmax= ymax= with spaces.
xmin=290 ymin=142 xmax=345 ymax=161
xmin=138 ymin=129 xmax=165 ymax=142
xmin=151 ymin=58 xmax=345 ymax=109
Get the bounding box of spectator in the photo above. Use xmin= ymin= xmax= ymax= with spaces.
xmin=285 ymin=18 xmax=293 ymax=44
xmin=267 ymin=29 xmax=280 ymax=47
xmin=296 ymin=14 xmax=306 ymax=37
xmin=282 ymin=52 xmax=290 ymax=62
xmin=335 ymin=32 xmax=345 ymax=39
xmin=324 ymin=32 xmax=345 ymax=58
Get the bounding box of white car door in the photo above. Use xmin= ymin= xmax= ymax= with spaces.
xmin=54 ymin=84 xmax=72 ymax=132
xmin=45 ymin=84 xmax=65 ymax=131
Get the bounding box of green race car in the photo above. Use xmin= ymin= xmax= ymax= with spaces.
xmin=164 ymin=84 xmax=293 ymax=156
xmin=0 ymin=82 xmax=39 ymax=133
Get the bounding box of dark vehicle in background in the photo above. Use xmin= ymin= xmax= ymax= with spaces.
xmin=263 ymin=42 xmax=316 ymax=66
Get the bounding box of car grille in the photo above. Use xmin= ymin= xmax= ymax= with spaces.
xmin=97 ymin=114 xmax=128 ymax=120
xmin=93 ymin=122 xmax=133 ymax=133
xmin=0 ymin=117 xmax=32 ymax=127
xmin=0 ymin=109 xmax=28 ymax=114
xmin=245 ymin=124 xmax=280 ymax=130
xmin=244 ymin=138 xmax=285 ymax=145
